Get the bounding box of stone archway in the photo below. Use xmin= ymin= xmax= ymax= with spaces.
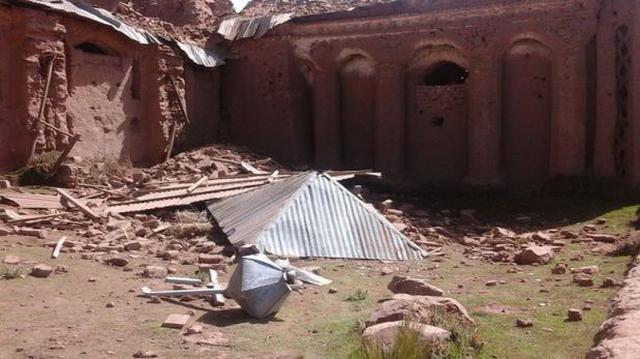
xmin=407 ymin=58 xmax=470 ymax=183
xmin=502 ymin=39 xmax=552 ymax=185
xmin=339 ymin=55 xmax=377 ymax=169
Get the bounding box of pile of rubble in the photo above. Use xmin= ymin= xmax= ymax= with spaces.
xmin=0 ymin=144 xmax=380 ymax=279
xmin=375 ymin=199 xmax=624 ymax=266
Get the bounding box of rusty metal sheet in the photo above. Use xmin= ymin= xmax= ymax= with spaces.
xmin=0 ymin=191 xmax=63 ymax=209
xmin=207 ymin=172 xmax=425 ymax=261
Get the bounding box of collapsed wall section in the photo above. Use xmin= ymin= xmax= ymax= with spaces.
xmin=0 ymin=3 xmax=222 ymax=172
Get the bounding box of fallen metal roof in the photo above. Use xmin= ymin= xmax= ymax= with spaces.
xmin=176 ymin=42 xmax=226 ymax=68
xmin=207 ymin=172 xmax=425 ymax=261
xmin=14 ymin=0 xmax=162 ymax=45
xmin=218 ymin=13 xmax=293 ymax=40
xmin=10 ymin=0 xmax=225 ymax=68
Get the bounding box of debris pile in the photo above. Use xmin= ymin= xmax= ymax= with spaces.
xmin=0 ymin=144 xmax=384 ymax=278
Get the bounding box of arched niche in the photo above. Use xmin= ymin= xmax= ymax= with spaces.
xmin=406 ymin=56 xmax=470 ymax=183
xmin=339 ymin=54 xmax=377 ymax=169
xmin=502 ymin=38 xmax=552 ymax=185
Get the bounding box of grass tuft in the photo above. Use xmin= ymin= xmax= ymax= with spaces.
xmin=0 ymin=266 xmax=24 ymax=280
xmin=345 ymin=289 xmax=369 ymax=302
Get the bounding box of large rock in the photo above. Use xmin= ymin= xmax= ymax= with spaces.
xmin=514 ymin=245 xmax=554 ymax=265
xmin=30 ymin=264 xmax=53 ymax=278
xmin=387 ymin=276 xmax=445 ymax=297
xmin=362 ymin=321 xmax=450 ymax=351
xmin=366 ymin=294 xmax=474 ymax=327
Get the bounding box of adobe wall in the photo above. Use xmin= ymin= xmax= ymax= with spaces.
xmin=224 ymin=0 xmax=612 ymax=187
xmin=0 ymin=6 xmax=12 ymax=171
xmin=0 ymin=5 xmax=221 ymax=172
xmin=223 ymin=39 xmax=312 ymax=164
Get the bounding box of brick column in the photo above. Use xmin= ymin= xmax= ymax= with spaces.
xmin=594 ymin=22 xmax=617 ymax=177
xmin=465 ymin=55 xmax=501 ymax=185
xmin=313 ymin=68 xmax=341 ymax=169
xmin=549 ymin=51 xmax=586 ymax=176
xmin=375 ymin=63 xmax=405 ymax=178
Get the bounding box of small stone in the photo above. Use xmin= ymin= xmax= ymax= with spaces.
xmin=514 ymin=245 xmax=554 ymax=265
xmin=567 ymin=309 xmax=583 ymax=322
xmin=106 ymin=302 xmax=115 ymax=308
xmin=602 ymin=277 xmax=622 ymax=288
xmin=516 ymin=319 xmax=534 ymax=328
xmin=162 ymin=314 xmax=190 ymax=329
xmin=586 ymin=234 xmax=618 ymax=243
xmin=328 ymin=288 xmax=338 ymax=294
xmin=560 ymin=230 xmax=579 ymax=239
xmin=485 ymin=280 xmax=498 ymax=287
xmin=133 ymin=351 xmax=158 ymax=358
xmin=184 ymin=324 xmax=203 ymax=335
xmin=2 ymin=255 xmax=21 ymax=265
xmin=380 ymin=267 xmax=394 ymax=276
xmin=105 ymin=257 xmax=129 ymax=267
xmin=573 ymin=273 xmax=594 ymax=287
xmin=142 ymin=265 xmax=168 ymax=279
xmin=532 ymin=231 xmax=551 ymax=243
xmin=88 ymin=277 xmax=97 ymax=282
xmin=30 ymin=264 xmax=53 ymax=278
xmin=0 ymin=180 xmax=11 ymax=188
xmin=387 ymin=276 xmax=445 ymax=296
xmin=124 ymin=241 xmax=143 ymax=251
xmin=572 ymin=265 xmax=599 ymax=275
xmin=551 ymin=263 xmax=567 ymax=275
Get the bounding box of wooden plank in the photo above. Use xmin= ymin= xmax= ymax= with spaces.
xmin=55 ymin=188 xmax=101 ymax=221
xmin=169 ymin=76 xmax=190 ymax=124
xmin=165 ymin=121 xmax=178 ymax=162
xmin=186 ymin=176 xmax=208 ymax=194
xmin=8 ymin=212 xmax=66 ymax=224
xmin=50 ymin=134 xmax=81 ymax=175
xmin=0 ymin=192 xmax=63 ymax=209
xmin=240 ymin=161 xmax=268 ymax=175
xmin=51 ymin=236 xmax=67 ymax=259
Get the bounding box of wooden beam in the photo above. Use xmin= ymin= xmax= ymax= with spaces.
xmin=165 ymin=121 xmax=178 ymax=162
xmin=169 ymin=76 xmax=190 ymax=124
xmin=55 ymin=188 xmax=101 ymax=221
xmin=51 ymin=236 xmax=67 ymax=259
xmin=50 ymin=134 xmax=81 ymax=175
xmin=186 ymin=176 xmax=208 ymax=193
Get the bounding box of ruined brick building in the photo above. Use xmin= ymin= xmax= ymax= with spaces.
xmin=0 ymin=0 xmax=227 ymax=172
xmin=223 ymin=0 xmax=640 ymax=187
xmin=2 ymin=0 xmax=640 ymax=189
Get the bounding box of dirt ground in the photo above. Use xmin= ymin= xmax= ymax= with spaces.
xmin=0 ymin=197 xmax=637 ymax=359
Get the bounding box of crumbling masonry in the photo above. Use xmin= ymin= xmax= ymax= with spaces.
xmin=3 ymin=0 xmax=640 ymax=189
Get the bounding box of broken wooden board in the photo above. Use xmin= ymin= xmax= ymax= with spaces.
xmin=0 ymin=192 xmax=63 ymax=209
xmin=56 ymin=188 xmax=102 ymax=221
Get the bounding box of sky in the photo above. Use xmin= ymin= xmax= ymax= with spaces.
xmin=230 ymin=0 xmax=251 ymax=12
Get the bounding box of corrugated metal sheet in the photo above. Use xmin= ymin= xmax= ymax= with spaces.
xmin=176 ymin=42 xmax=226 ymax=68
xmin=207 ymin=172 xmax=425 ymax=261
xmin=218 ymin=13 xmax=293 ymax=40
xmin=15 ymin=0 xmax=162 ymax=45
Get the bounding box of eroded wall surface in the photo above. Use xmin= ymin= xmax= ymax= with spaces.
xmin=224 ymin=0 xmax=635 ymax=187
